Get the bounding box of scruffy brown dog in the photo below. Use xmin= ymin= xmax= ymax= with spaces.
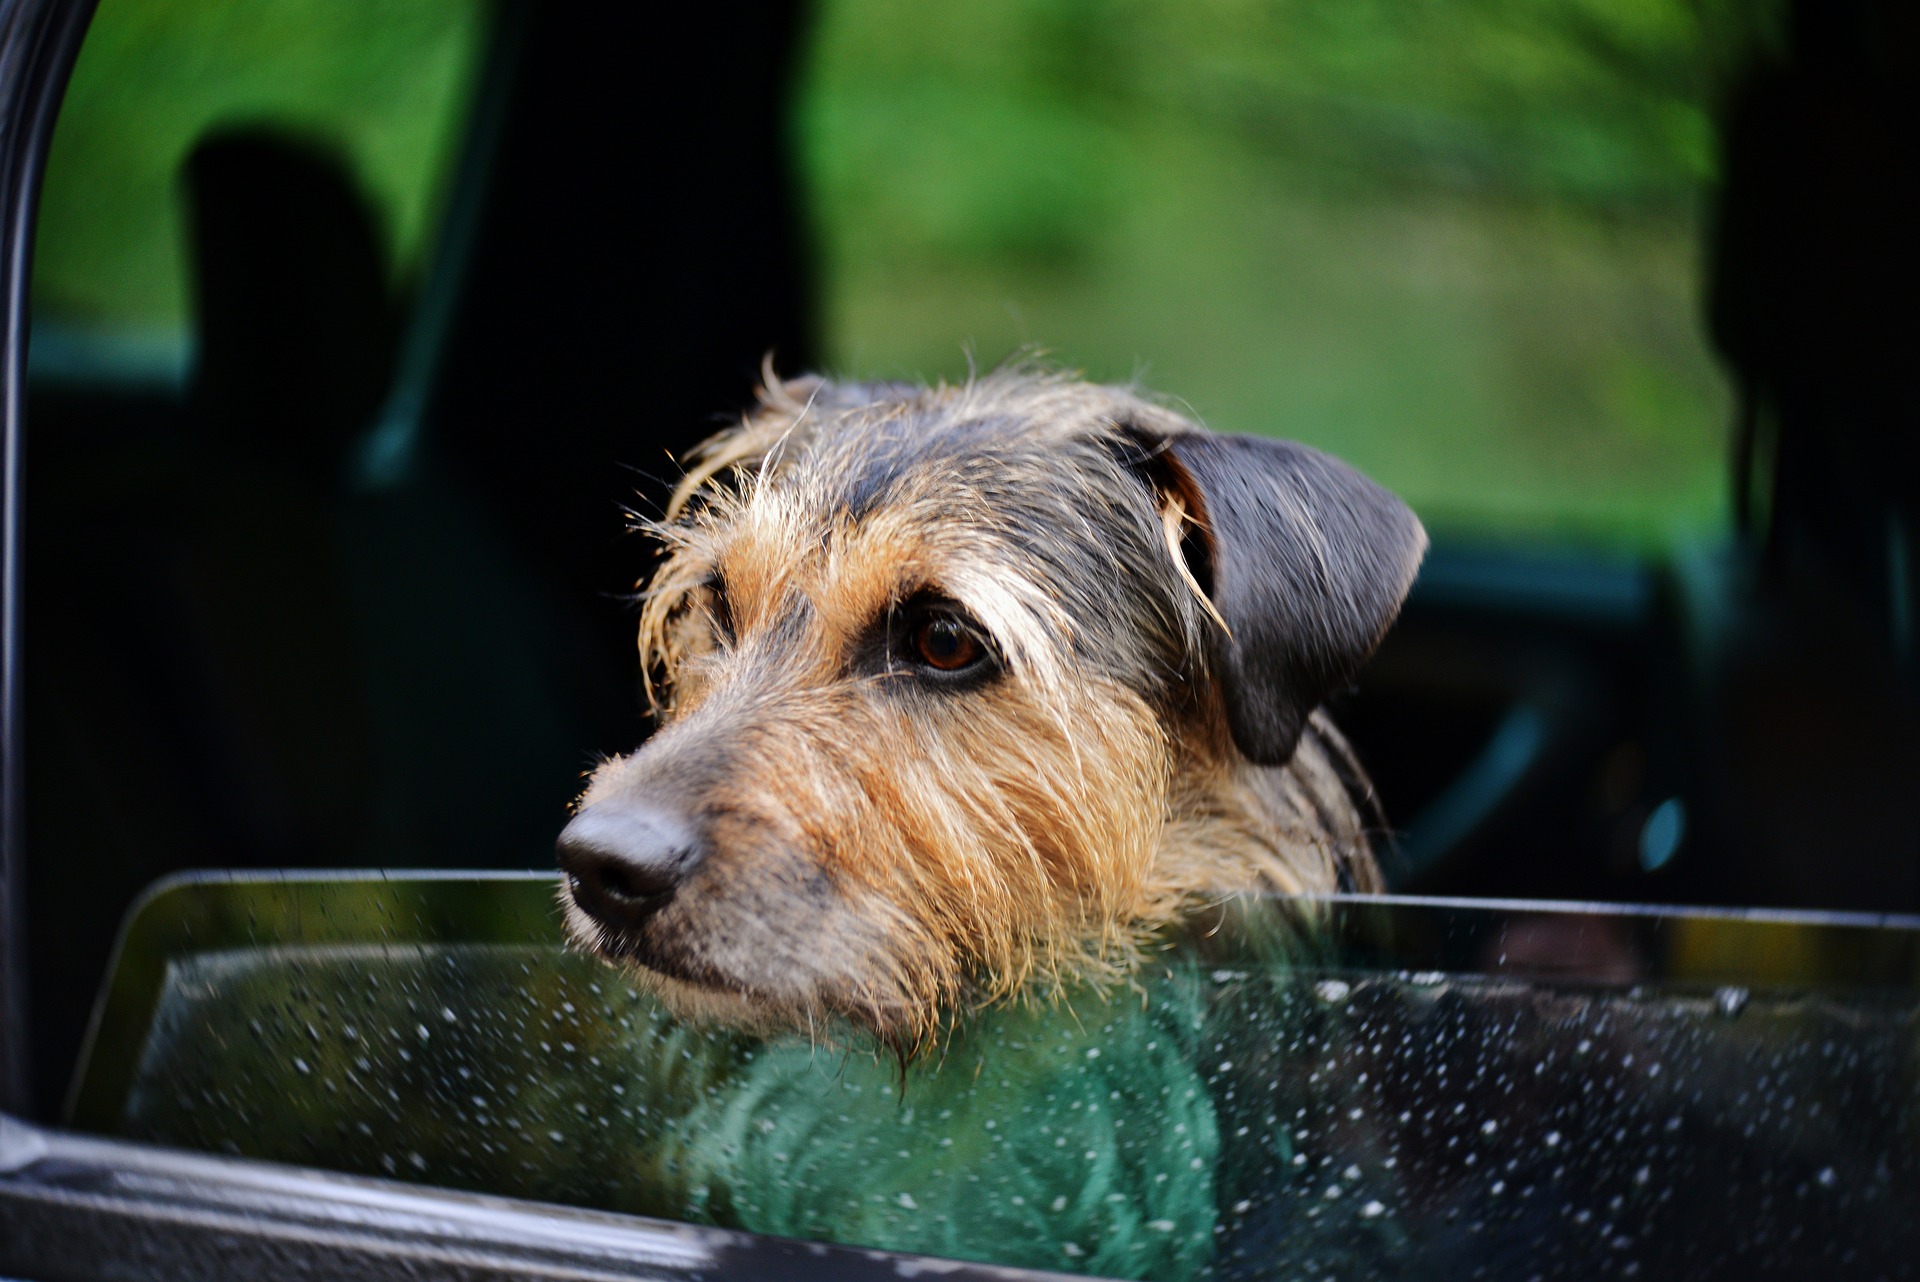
xmin=558 ymin=368 xmax=1424 ymax=1057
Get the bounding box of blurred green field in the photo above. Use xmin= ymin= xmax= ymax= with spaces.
xmin=798 ymin=0 xmax=1776 ymax=546
xmin=33 ymin=0 xmax=1772 ymax=546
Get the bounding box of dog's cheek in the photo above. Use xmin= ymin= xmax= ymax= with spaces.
xmin=960 ymin=681 xmax=1170 ymax=875
xmin=839 ymin=680 xmax=1172 ymax=998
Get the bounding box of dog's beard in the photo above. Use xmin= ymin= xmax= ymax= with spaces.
xmin=557 ymin=875 xmax=941 ymax=1052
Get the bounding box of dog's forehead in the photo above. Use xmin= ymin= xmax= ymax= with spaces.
xmin=809 ymin=404 xmax=1129 ymax=567
xmin=797 ymin=402 xmax=1084 ymax=515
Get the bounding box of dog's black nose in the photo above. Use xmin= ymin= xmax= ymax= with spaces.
xmin=557 ymin=803 xmax=705 ymax=931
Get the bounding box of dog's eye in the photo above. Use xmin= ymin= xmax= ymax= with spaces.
xmin=909 ymin=616 xmax=984 ymax=672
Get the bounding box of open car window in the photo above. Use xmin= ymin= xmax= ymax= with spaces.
xmin=54 ymin=873 xmax=1920 ymax=1279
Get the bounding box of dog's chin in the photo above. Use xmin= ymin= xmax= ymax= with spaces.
xmin=612 ymin=966 xmax=775 ymax=1029
xmin=558 ymin=891 xmax=911 ymax=1043
xmin=624 ymin=958 xmax=914 ymax=1046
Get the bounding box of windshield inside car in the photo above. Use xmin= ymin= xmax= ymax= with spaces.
xmin=73 ymin=874 xmax=1920 ymax=1279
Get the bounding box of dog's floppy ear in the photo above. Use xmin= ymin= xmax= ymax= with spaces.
xmin=1131 ymin=428 xmax=1426 ymax=766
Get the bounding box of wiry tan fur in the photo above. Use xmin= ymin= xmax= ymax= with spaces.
xmin=563 ymin=367 xmax=1388 ymax=1059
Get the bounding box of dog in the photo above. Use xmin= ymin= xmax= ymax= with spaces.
xmin=558 ymin=367 xmax=1424 ymax=1055
xmin=553 ymin=367 xmax=1423 ymax=1275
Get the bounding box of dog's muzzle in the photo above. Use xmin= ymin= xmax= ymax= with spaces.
xmin=557 ymin=802 xmax=708 ymax=942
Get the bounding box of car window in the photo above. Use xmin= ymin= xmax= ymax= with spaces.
xmin=29 ymin=0 xmax=489 ymax=380
xmin=73 ymin=875 xmax=1920 ymax=1279
xmin=797 ymin=1 xmax=1779 ymax=546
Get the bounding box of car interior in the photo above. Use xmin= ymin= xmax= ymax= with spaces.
xmin=3 ymin=0 xmax=1917 ymax=1277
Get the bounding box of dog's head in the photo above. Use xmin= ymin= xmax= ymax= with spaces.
xmin=559 ymin=370 xmax=1424 ymax=1053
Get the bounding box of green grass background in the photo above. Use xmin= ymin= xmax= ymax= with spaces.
xmin=798 ymin=0 xmax=1776 ymax=546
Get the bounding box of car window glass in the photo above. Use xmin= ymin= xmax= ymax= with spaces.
xmin=797 ymin=1 xmax=1780 ymax=546
xmin=30 ymin=0 xmax=489 ymax=379
xmin=75 ymin=876 xmax=1920 ymax=1279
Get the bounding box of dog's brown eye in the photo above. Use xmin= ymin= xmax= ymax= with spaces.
xmin=911 ymin=617 xmax=982 ymax=671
